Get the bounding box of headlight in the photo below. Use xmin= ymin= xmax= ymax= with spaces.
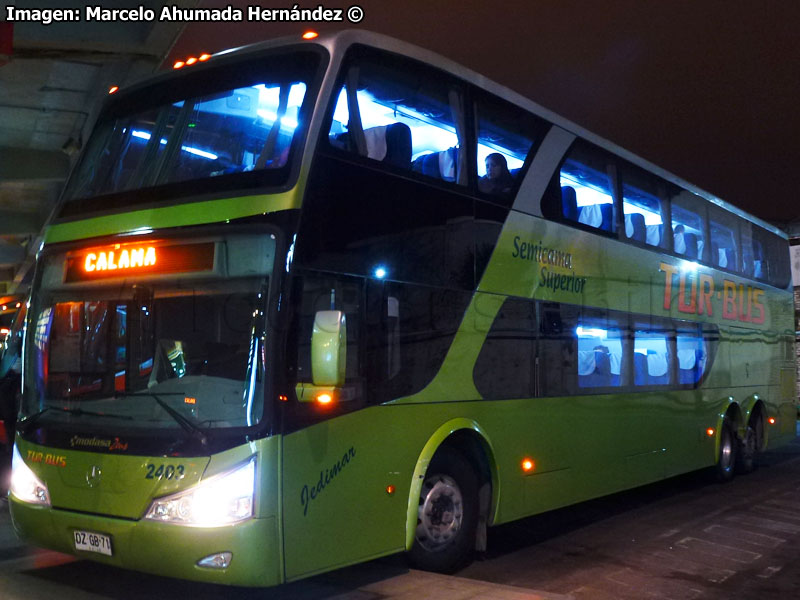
xmin=144 ymin=456 xmax=255 ymax=527
xmin=10 ymin=444 xmax=50 ymax=506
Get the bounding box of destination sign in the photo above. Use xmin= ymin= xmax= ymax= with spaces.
xmin=64 ymin=241 xmax=215 ymax=283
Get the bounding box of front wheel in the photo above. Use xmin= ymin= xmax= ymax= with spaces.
xmin=408 ymin=447 xmax=478 ymax=573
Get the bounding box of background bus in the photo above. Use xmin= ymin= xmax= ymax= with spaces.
xmin=8 ymin=30 xmax=796 ymax=587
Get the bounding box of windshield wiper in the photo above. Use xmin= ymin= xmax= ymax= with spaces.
xmin=18 ymin=405 xmax=134 ymax=433
xmin=137 ymin=393 xmax=209 ymax=446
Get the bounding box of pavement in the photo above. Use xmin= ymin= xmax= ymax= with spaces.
xmin=0 ymin=494 xmax=571 ymax=600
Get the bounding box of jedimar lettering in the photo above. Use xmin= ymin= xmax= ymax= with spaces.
xmin=84 ymin=247 xmax=156 ymax=273
xmin=300 ymin=446 xmax=356 ymax=516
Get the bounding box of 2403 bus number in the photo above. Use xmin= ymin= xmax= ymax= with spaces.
xmin=145 ymin=464 xmax=185 ymax=480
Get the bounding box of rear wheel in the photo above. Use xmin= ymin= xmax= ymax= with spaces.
xmin=715 ymin=418 xmax=737 ymax=482
xmin=736 ymin=412 xmax=763 ymax=474
xmin=408 ymin=446 xmax=478 ymax=573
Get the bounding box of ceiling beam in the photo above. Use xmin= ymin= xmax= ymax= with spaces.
xmin=0 ymin=241 xmax=26 ymax=265
xmin=0 ymin=146 xmax=70 ymax=180
xmin=0 ymin=209 xmax=45 ymax=235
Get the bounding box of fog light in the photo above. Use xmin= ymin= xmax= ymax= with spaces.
xmin=197 ymin=552 xmax=232 ymax=569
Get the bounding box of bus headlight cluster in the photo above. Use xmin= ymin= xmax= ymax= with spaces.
xmin=10 ymin=445 xmax=50 ymax=506
xmin=144 ymin=457 xmax=255 ymax=527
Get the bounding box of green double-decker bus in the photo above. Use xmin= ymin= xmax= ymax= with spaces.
xmin=9 ymin=30 xmax=796 ymax=586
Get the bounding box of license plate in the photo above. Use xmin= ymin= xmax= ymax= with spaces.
xmin=73 ymin=530 xmax=113 ymax=556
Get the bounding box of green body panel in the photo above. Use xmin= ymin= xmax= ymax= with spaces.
xmin=18 ymin=165 xmax=796 ymax=586
xmin=15 ymin=438 xmax=210 ymax=519
xmin=275 ymin=385 xmax=796 ymax=581
xmin=45 ymin=189 xmax=301 ymax=244
xmin=11 ymin=498 xmax=280 ymax=586
xmin=479 ymin=210 xmax=793 ymax=332
xmin=11 ymin=436 xmax=284 ymax=587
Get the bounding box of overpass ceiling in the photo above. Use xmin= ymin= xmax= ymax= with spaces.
xmin=0 ymin=1 xmax=193 ymax=297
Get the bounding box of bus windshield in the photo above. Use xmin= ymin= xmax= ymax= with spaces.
xmin=21 ymin=233 xmax=274 ymax=436
xmin=61 ymin=49 xmax=322 ymax=205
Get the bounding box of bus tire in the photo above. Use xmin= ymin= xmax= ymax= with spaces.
xmin=736 ymin=412 xmax=763 ymax=474
xmin=715 ymin=418 xmax=737 ymax=482
xmin=408 ymin=446 xmax=478 ymax=573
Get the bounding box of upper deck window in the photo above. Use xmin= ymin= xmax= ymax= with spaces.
xmin=619 ymin=163 xmax=667 ymax=249
xmin=327 ymin=48 xmax=467 ymax=185
xmin=60 ymin=49 xmax=323 ymax=216
xmin=670 ymin=189 xmax=707 ymax=262
xmin=475 ymin=94 xmax=543 ymax=200
xmin=558 ymin=142 xmax=617 ymax=234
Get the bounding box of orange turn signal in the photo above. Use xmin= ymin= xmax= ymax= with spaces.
xmin=521 ymin=458 xmax=535 ymax=472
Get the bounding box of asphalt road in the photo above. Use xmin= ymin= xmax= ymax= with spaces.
xmin=458 ymin=423 xmax=800 ymax=599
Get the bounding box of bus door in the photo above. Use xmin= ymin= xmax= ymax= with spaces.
xmin=280 ymin=274 xmax=406 ymax=581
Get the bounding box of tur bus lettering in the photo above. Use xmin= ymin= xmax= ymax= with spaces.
xmin=660 ymin=262 xmax=765 ymax=324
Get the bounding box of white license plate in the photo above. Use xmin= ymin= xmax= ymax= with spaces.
xmin=73 ymin=530 xmax=113 ymax=556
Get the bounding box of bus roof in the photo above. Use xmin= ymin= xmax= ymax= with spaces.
xmin=130 ymin=29 xmax=787 ymax=239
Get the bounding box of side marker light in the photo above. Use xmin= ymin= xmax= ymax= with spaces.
xmin=521 ymin=458 xmax=535 ymax=472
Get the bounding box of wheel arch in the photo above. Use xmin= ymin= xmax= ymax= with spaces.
xmin=404 ymin=418 xmax=498 ymax=551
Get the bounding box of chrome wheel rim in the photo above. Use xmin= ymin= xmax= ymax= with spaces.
xmin=720 ymin=426 xmax=734 ymax=473
xmin=415 ymin=474 xmax=464 ymax=552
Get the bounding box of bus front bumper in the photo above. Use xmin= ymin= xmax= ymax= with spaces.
xmin=9 ymin=496 xmax=282 ymax=587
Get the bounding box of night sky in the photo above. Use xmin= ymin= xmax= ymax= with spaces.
xmin=169 ymin=1 xmax=800 ymax=227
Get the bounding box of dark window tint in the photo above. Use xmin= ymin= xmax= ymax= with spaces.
xmin=577 ymin=312 xmax=625 ymax=389
xmin=474 ymin=298 xmax=535 ymax=399
xmin=669 ymin=188 xmax=707 ymax=261
xmin=739 ymin=221 xmax=762 ymax=279
xmin=475 ymin=95 xmax=544 ymax=199
xmin=538 ymin=302 xmax=578 ymax=396
xmin=63 ymin=50 xmax=320 ymax=204
xmin=558 ymin=141 xmax=617 ymax=233
xmin=709 ymin=207 xmax=740 ymax=272
xmin=327 ymin=47 xmax=466 ymax=183
xmin=366 ymin=282 xmax=472 ymax=402
xmin=619 ymin=163 xmax=668 ymax=248
xmin=632 ymin=317 xmax=674 ymax=387
xmin=676 ymin=323 xmax=708 ymax=385
xmin=756 ymin=228 xmax=791 ymax=288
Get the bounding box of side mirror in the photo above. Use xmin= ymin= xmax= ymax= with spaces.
xmin=311 ymin=310 xmax=346 ymax=387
